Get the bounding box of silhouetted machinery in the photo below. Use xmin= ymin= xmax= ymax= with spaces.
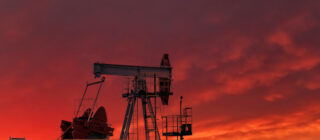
xmin=59 ymin=54 xmax=192 ymax=140
xmin=61 ymin=107 xmax=114 ymax=139
xmin=60 ymin=78 xmax=114 ymax=139
xmin=93 ymin=54 xmax=173 ymax=140
xmin=162 ymin=96 xmax=192 ymax=140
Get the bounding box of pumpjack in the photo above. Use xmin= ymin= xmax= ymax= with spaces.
xmin=59 ymin=54 xmax=192 ymax=140
xmin=93 ymin=54 xmax=172 ymax=140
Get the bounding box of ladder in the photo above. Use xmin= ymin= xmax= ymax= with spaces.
xmin=142 ymin=97 xmax=160 ymax=140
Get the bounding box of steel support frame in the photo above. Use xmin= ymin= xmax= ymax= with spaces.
xmin=120 ymin=96 xmax=137 ymax=139
xmin=120 ymin=95 xmax=160 ymax=140
xmin=146 ymin=97 xmax=160 ymax=140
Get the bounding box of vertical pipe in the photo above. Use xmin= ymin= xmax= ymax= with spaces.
xmin=137 ymin=97 xmax=139 ymax=140
xmin=142 ymin=97 xmax=150 ymax=140
xmin=180 ymin=96 xmax=184 ymax=140
xmin=177 ymin=117 xmax=179 ymax=140
xmin=154 ymin=74 xmax=157 ymax=140
xmin=166 ymin=117 xmax=168 ymax=140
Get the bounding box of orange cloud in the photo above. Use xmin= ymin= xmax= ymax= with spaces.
xmin=190 ymin=104 xmax=320 ymax=140
xmin=1 ymin=1 xmax=320 ymax=140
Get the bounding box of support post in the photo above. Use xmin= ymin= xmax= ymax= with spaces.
xmin=180 ymin=96 xmax=184 ymax=140
xmin=120 ymin=97 xmax=133 ymax=139
xmin=125 ymin=97 xmax=137 ymax=139
xmin=154 ymin=74 xmax=157 ymax=140
xmin=147 ymin=97 xmax=161 ymax=140
xmin=142 ymin=97 xmax=150 ymax=140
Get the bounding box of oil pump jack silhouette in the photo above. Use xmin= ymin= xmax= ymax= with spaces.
xmin=93 ymin=54 xmax=172 ymax=140
xmin=60 ymin=54 xmax=192 ymax=140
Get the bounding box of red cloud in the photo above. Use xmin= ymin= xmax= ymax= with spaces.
xmin=1 ymin=0 xmax=320 ymax=140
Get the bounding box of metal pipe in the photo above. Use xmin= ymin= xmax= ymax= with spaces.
xmin=180 ymin=96 xmax=184 ymax=140
xmin=154 ymin=74 xmax=157 ymax=140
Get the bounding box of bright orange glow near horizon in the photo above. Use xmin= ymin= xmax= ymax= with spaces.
xmin=1 ymin=0 xmax=320 ymax=140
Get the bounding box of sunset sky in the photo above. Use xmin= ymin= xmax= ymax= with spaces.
xmin=1 ymin=0 xmax=320 ymax=140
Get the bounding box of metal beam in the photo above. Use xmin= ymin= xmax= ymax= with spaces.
xmin=94 ymin=63 xmax=172 ymax=78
